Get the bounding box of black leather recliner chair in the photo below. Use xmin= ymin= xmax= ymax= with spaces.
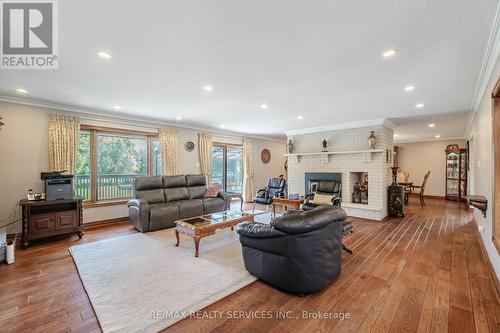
xmin=252 ymin=177 xmax=286 ymax=212
xmin=236 ymin=206 xmax=346 ymax=294
xmin=302 ymin=180 xmax=342 ymax=211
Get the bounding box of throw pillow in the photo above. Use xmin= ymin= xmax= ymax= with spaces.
xmin=313 ymin=192 xmax=335 ymax=205
xmin=204 ymin=185 xmax=220 ymax=198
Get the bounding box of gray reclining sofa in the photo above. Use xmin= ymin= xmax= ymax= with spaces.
xmin=128 ymin=174 xmax=230 ymax=232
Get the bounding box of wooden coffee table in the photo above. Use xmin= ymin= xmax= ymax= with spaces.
xmin=175 ymin=210 xmax=254 ymax=257
xmin=272 ymin=197 xmax=305 ymax=218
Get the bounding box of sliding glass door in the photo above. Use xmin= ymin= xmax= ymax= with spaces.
xmin=211 ymin=145 xmax=243 ymax=193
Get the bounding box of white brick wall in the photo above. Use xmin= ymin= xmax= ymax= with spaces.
xmin=287 ymin=125 xmax=393 ymax=220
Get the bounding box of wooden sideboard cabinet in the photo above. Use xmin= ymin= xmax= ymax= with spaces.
xmin=19 ymin=198 xmax=84 ymax=248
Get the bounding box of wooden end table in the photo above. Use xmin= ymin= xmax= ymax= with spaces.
xmin=175 ymin=210 xmax=254 ymax=257
xmin=271 ymin=197 xmax=305 ymax=218
xmin=227 ymin=192 xmax=244 ymax=211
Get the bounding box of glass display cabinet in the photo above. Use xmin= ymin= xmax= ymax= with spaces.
xmin=445 ymin=144 xmax=467 ymax=201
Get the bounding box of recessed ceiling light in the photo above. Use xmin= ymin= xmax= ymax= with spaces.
xmin=383 ymin=49 xmax=397 ymax=58
xmin=435 ymin=134 xmax=441 ymax=138
xmin=428 ymin=123 xmax=435 ymax=128
xmin=404 ymin=85 xmax=415 ymax=91
xmin=203 ymin=85 xmax=213 ymax=91
xmin=97 ymin=52 xmax=112 ymax=59
xmin=297 ymin=116 xmax=303 ymax=120
xmin=113 ymin=105 xmax=121 ymax=110
xmin=16 ymin=88 xmax=28 ymax=94
xmin=260 ymin=104 xmax=268 ymax=109
xmin=175 ymin=116 xmax=182 ymax=121
xmin=219 ymin=124 xmax=225 ymax=128
xmin=394 ymin=134 xmax=399 ymax=137
xmin=415 ymin=103 xmax=424 ymax=108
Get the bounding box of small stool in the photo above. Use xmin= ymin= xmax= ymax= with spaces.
xmin=342 ymin=220 xmax=354 ymax=254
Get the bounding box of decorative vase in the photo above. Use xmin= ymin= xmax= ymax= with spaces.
xmin=322 ymin=139 xmax=328 ymax=152
xmin=287 ymin=140 xmax=294 ymax=154
xmin=368 ymin=131 xmax=377 ymax=149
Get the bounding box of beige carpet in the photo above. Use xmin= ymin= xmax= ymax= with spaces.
xmin=69 ymin=228 xmax=257 ymax=333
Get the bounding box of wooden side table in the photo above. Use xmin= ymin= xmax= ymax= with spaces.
xmin=272 ymin=197 xmax=305 ymax=218
xmin=19 ymin=198 xmax=84 ymax=248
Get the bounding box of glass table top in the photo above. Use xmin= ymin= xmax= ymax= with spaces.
xmin=179 ymin=210 xmax=251 ymax=227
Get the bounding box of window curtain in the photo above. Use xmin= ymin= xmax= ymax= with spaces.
xmin=159 ymin=128 xmax=178 ymax=176
xmin=243 ymin=139 xmax=254 ymax=202
xmin=198 ymin=133 xmax=213 ymax=184
xmin=48 ymin=114 xmax=80 ymax=174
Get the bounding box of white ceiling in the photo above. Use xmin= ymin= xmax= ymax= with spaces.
xmin=391 ymin=111 xmax=469 ymax=143
xmin=0 ymin=0 xmax=498 ymax=141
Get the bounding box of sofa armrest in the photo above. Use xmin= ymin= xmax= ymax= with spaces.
xmin=217 ymin=191 xmax=231 ymax=210
xmin=127 ymin=199 xmax=150 ymax=232
xmin=236 ymin=221 xmax=286 ymax=238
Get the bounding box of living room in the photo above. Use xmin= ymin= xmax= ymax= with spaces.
xmin=0 ymin=1 xmax=499 ymax=332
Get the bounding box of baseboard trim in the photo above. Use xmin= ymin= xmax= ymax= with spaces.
xmin=408 ymin=194 xmax=446 ymax=200
xmin=6 ymin=217 xmax=131 ymax=246
xmin=473 ymin=221 xmax=500 ymax=303
xmin=84 ymin=217 xmax=129 ymax=229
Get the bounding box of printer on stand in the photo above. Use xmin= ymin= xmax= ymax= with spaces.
xmin=41 ymin=171 xmax=75 ymax=200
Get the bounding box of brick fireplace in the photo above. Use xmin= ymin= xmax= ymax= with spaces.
xmin=286 ymin=123 xmax=393 ymax=220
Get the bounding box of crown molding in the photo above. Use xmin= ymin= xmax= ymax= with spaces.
xmin=466 ymin=2 xmax=500 ymax=136
xmin=394 ymin=136 xmax=466 ymax=144
xmin=0 ymin=94 xmax=286 ymax=143
xmin=284 ymin=118 xmax=395 ymax=137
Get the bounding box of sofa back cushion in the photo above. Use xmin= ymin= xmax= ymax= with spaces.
xmin=164 ymin=187 xmax=189 ymax=202
xmin=185 ymin=174 xmax=207 ymax=199
xmin=134 ymin=176 xmax=163 ymax=191
xmin=136 ymin=189 xmax=166 ymax=204
xmin=163 ymin=175 xmax=187 ymax=188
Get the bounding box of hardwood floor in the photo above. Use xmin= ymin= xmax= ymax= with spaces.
xmin=0 ymin=199 xmax=499 ymax=332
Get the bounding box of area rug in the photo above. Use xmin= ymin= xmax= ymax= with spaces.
xmin=69 ymin=228 xmax=257 ymax=333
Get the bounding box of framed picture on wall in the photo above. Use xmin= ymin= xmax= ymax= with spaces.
xmin=385 ymin=149 xmax=393 ymax=164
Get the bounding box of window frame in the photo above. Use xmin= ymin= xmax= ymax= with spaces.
xmin=212 ymin=142 xmax=244 ymax=194
xmin=79 ymin=125 xmax=159 ymax=208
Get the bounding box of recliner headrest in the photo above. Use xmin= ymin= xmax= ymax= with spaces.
xmin=271 ymin=206 xmax=346 ymax=234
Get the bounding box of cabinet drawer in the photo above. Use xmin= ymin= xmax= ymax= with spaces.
xmin=55 ymin=211 xmax=77 ymax=230
xmin=30 ymin=213 xmax=55 ymax=234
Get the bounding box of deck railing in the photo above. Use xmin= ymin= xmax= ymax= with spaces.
xmin=75 ymin=172 xmax=243 ymax=200
xmin=75 ymin=174 xmax=145 ymax=200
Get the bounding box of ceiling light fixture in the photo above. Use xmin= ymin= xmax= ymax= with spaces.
xmin=219 ymin=124 xmax=225 ymax=128
xmin=175 ymin=116 xmax=182 ymax=121
xmin=113 ymin=105 xmax=121 ymax=110
xmin=394 ymin=134 xmax=399 ymax=137
xmin=260 ymin=104 xmax=268 ymax=109
xmin=404 ymin=85 xmax=415 ymax=91
xmin=297 ymin=116 xmax=303 ymax=120
xmin=203 ymin=85 xmax=213 ymax=92
xmin=97 ymin=52 xmax=112 ymax=59
xmin=383 ymin=49 xmax=397 ymax=58
xmin=435 ymin=135 xmax=441 ymax=138
xmin=415 ymin=103 xmax=424 ymax=108
xmin=16 ymin=88 xmax=28 ymax=94
xmin=428 ymin=123 xmax=435 ymax=128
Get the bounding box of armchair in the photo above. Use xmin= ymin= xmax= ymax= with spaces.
xmin=236 ymin=206 xmax=346 ymax=294
xmin=302 ymin=180 xmax=342 ymax=211
xmin=252 ymin=177 xmax=286 ymax=212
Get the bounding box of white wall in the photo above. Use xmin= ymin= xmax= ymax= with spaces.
xmin=0 ymin=101 xmax=285 ymax=233
xmin=398 ymin=139 xmax=467 ymax=197
xmin=467 ymin=56 xmax=500 ymax=278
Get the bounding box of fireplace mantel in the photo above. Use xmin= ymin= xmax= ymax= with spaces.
xmin=285 ymin=149 xmax=385 ymax=163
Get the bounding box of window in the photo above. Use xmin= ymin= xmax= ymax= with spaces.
xmin=97 ymin=133 xmax=148 ymax=200
xmin=152 ymin=138 xmax=163 ymax=176
xmin=211 ymin=144 xmax=243 ymax=193
xmin=75 ymin=131 xmax=91 ymax=200
xmin=75 ymin=126 xmax=160 ymax=204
